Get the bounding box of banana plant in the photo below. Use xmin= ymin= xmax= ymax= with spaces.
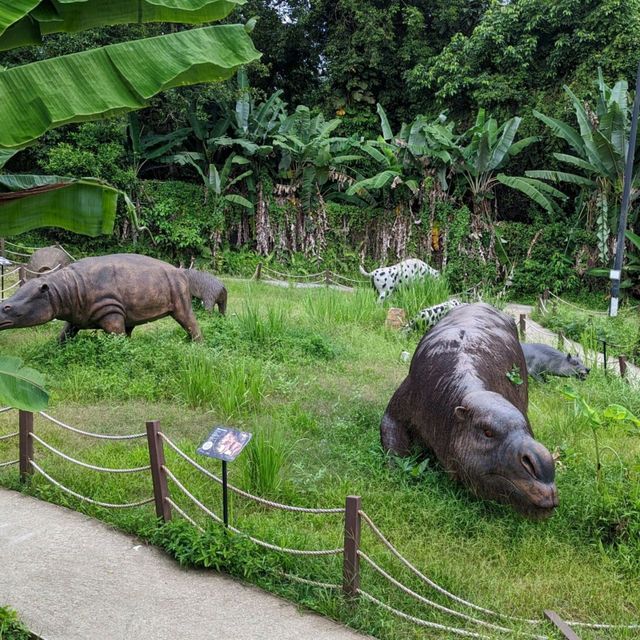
xmin=529 ymin=70 xmax=640 ymax=264
xmin=274 ymin=105 xmax=358 ymax=215
xmin=347 ymin=104 xmax=456 ymax=202
xmin=0 ymin=1 xmax=260 ymax=236
xmin=454 ymin=109 xmax=560 ymax=222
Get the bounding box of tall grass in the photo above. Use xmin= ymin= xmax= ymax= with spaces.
xmin=303 ymin=286 xmax=385 ymax=326
xmin=177 ymin=350 xmax=267 ymax=418
xmin=236 ymin=303 xmax=288 ymax=344
xmin=390 ymin=276 xmax=452 ymax=321
xmin=240 ymin=425 xmax=292 ymax=496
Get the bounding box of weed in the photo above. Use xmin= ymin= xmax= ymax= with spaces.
xmin=240 ymin=426 xmax=292 ymax=497
xmin=0 ymin=606 xmax=31 ymax=640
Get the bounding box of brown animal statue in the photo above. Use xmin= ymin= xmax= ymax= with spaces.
xmin=25 ymin=245 xmax=72 ymax=280
xmin=182 ymin=269 xmax=227 ymax=314
xmin=0 ymin=253 xmax=202 ymax=342
xmin=381 ymin=302 xmax=557 ymax=518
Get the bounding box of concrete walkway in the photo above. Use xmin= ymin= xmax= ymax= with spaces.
xmin=0 ymin=489 xmax=367 ymax=640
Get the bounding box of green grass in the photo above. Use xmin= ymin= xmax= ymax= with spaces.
xmin=0 ymin=279 xmax=639 ymax=639
xmin=0 ymin=606 xmax=32 ymax=640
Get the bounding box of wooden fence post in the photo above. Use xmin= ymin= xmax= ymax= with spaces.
xmin=544 ymin=610 xmax=581 ymax=640
xmin=19 ymin=410 xmax=33 ymax=482
xmin=0 ymin=238 xmax=4 ymax=259
xmin=18 ymin=265 xmax=25 ymax=287
xmin=146 ymin=420 xmax=172 ymax=522
xmin=324 ymin=269 xmax=332 ymax=286
xmin=253 ymin=262 xmax=262 ymax=280
xmin=343 ymin=495 xmax=361 ymax=598
xmin=518 ymin=314 xmax=526 ymax=341
xmin=618 ymin=355 xmax=627 ymax=379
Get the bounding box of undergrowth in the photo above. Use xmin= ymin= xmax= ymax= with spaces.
xmin=0 ymin=280 xmax=639 ymax=639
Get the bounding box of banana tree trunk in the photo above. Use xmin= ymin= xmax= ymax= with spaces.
xmin=255 ymin=180 xmax=272 ymax=256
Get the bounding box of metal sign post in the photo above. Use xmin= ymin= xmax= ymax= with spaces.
xmin=610 ymin=60 xmax=640 ymax=316
xmin=197 ymin=426 xmax=252 ymax=528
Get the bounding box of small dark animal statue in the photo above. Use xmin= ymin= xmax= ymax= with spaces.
xmin=521 ymin=343 xmax=590 ymax=381
xmin=381 ymin=303 xmax=558 ymax=518
xmin=182 ymin=269 xmax=227 ymax=314
xmin=24 ymin=245 xmax=72 ymax=280
xmin=0 ymin=254 xmax=202 ymax=342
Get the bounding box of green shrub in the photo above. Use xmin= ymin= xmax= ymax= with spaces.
xmin=0 ymin=606 xmax=31 ymax=640
xmin=240 ymin=425 xmax=292 ymax=497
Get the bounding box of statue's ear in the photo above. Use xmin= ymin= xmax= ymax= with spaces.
xmin=39 ymin=283 xmax=49 ymax=293
xmin=566 ymin=353 xmax=572 ymax=360
xmin=454 ymin=406 xmax=469 ymax=422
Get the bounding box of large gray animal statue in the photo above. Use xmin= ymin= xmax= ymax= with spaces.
xmin=359 ymin=258 xmax=440 ymax=302
xmin=521 ymin=343 xmax=590 ymax=381
xmin=0 ymin=254 xmax=202 ymax=342
xmin=381 ymin=303 xmax=558 ymax=518
xmin=24 ymin=245 xmax=72 ymax=280
xmin=183 ymin=269 xmax=227 ymax=315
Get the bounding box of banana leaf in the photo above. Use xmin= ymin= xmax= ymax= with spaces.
xmin=496 ymin=174 xmax=558 ymax=215
xmin=532 ymin=110 xmax=585 ymax=156
xmin=0 ymin=356 xmax=48 ymax=411
xmin=376 ymin=103 xmax=393 ymax=142
xmin=487 ymin=116 xmax=521 ymax=171
xmin=0 ymin=1 xmax=246 ymax=50
xmin=525 ymin=170 xmax=595 ymax=187
xmin=0 ymin=25 xmax=261 ymax=149
xmin=0 ymin=175 xmax=119 ymax=236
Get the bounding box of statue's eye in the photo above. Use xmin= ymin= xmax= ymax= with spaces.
xmin=484 ymin=429 xmax=493 ymax=438
xmin=2 ymin=305 xmax=10 ymax=312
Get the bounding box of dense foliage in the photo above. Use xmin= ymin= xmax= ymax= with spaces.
xmin=2 ymin=1 xmax=640 ymax=299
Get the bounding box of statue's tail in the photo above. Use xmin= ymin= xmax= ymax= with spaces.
xmin=359 ymin=264 xmax=372 ymax=277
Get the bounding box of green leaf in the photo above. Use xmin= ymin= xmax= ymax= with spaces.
xmin=346 ymin=170 xmax=400 ymax=195
xmin=223 ymin=194 xmax=253 ymax=210
xmin=487 ymin=116 xmax=521 ymax=171
xmin=0 ymin=356 xmax=48 ymax=412
xmin=525 ymin=170 xmax=595 ymax=187
xmin=625 ymin=230 xmax=640 ymax=251
xmin=0 ymin=25 xmax=260 ymax=149
xmin=496 ymin=174 xmax=558 ymax=215
xmin=377 ymin=103 xmax=393 ymax=141
xmin=0 ymin=1 xmax=247 ymax=50
xmin=0 ymin=0 xmax=40 ymax=38
xmin=0 ymin=175 xmax=118 ymax=236
xmin=552 ymin=153 xmax=599 ymax=174
xmin=533 ymin=110 xmax=585 ymax=156
xmin=0 ymin=148 xmax=17 ymax=170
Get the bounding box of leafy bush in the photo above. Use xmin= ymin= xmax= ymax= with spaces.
xmin=0 ymin=606 xmax=31 ymax=640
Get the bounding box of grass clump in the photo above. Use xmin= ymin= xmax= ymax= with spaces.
xmin=177 ymin=350 xmax=268 ymax=418
xmin=390 ymin=276 xmax=452 ymax=321
xmin=240 ymin=426 xmax=292 ymax=497
xmin=0 ymin=606 xmax=32 ymax=640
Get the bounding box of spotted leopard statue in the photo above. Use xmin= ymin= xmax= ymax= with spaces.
xmin=404 ymin=298 xmax=463 ymax=333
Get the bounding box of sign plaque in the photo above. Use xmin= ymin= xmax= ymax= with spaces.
xmin=197 ymin=426 xmax=252 ymax=462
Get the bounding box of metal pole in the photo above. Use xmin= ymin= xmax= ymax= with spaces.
xmin=1 ymin=263 xmax=4 ymax=302
xmin=222 ymin=460 xmax=229 ymax=527
xmin=602 ymin=340 xmax=607 ymax=373
xmin=610 ymin=60 xmax=640 ymax=317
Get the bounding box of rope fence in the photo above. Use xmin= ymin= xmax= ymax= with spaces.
xmin=30 ymin=461 xmax=155 ymax=509
xmin=2 ymin=408 xmax=638 ymax=637
xmin=39 ymin=411 xmax=146 ymax=440
xmin=160 ymin=432 xmax=344 ymax=514
xmin=30 ymin=433 xmax=150 ymax=473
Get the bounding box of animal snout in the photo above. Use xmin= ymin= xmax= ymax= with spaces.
xmin=519 ymin=441 xmax=555 ymax=485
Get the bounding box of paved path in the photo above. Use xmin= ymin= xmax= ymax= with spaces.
xmin=0 ymin=489 xmax=367 ymax=640
xmin=504 ymin=303 xmax=640 ymax=386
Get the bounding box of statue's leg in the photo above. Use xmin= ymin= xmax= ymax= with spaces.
xmin=58 ymin=322 xmax=80 ymax=343
xmin=380 ymin=385 xmax=413 ymax=457
xmin=99 ymin=314 xmax=127 ymax=335
xmin=172 ymin=303 xmax=202 ymax=341
xmin=217 ymin=289 xmax=227 ymax=315
xmin=125 ymin=326 xmax=135 ymax=337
